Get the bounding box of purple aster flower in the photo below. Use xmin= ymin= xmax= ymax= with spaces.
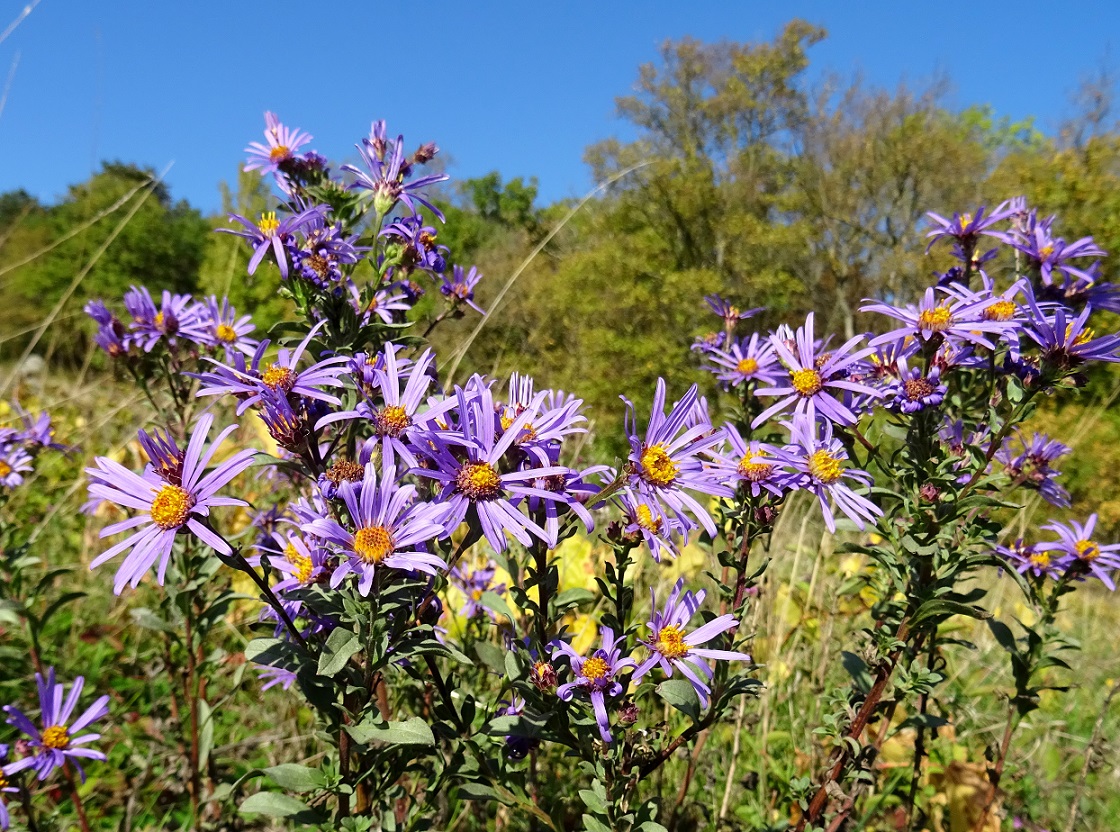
xmin=1035 ymin=514 xmax=1120 ymax=590
xmin=632 ymin=578 xmax=752 ymax=707
xmin=381 ymin=214 xmax=448 ymax=276
xmin=244 ymin=111 xmax=312 ymax=175
xmin=497 ymin=695 xmax=540 ymax=760
xmin=411 ymin=386 xmax=570 ymax=552
xmin=1022 ymin=296 xmax=1120 ymax=370
xmin=884 ymin=357 xmax=946 ymax=414
xmin=552 ymin=626 xmax=637 ymax=743
xmin=624 ymin=379 xmax=731 ymax=539
xmin=3 ymin=668 xmax=109 ymax=782
xmin=290 ymin=214 xmax=366 ymax=287
xmin=0 ymin=743 xmax=17 ymax=830
xmin=87 ymin=299 xmax=128 ymax=357
xmin=785 ymin=414 xmax=881 ymax=533
xmin=997 ymin=538 xmax=1061 ymax=579
xmin=342 ymin=126 xmax=449 ymax=219
xmin=317 ymin=344 xmax=456 ymax=469
xmin=1002 ymin=222 xmax=1105 ymax=287
xmin=498 ymin=374 xmax=588 ymax=467
xmin=218 ymin=203 xmax=329 ymax=280
xmin=862 ymin=286 xmax=1019 ymax=352
xmin=449 ymin=559 xmax=507 ymax=619
xmin=357 ymin=285 xmax=412 ymax=325
xmin=85 ymin=413 xmax=256 ymax=593
xmin=924 ymin=202 xmax=1012 ymax=254
xmin=704 ymin=295 xmax=763 ymax=327
xmin=996 ymin=433 xmax=1071 ymax=508
xmin=15 ymin=410 xmax=65 ymax=452
xmin=0 ymin=446 xmax=32 ymax=489
xmin=195 ymin=321 xmax=349 ymax=415
xmin=528 ymin=462 xmax=606 ymax=543
xmin=715 ymin=424 xmax=796 ymax=498
xmin=615 ymin=486 xmax=697 ymax=562
xmin=303 ymin=461 xmax=448 ymax=596
xmin=256 ymin=666 xmax=298 ymax=692
xmin=123 ymin=287 xmax=205 ymax=352
xmin=753 ymin=312 xmax=879 ymax=428
xmin=194 ymin=296 xmax=257 ymax=357
xmin=440 ymin=264 xmax=484 ymax=314
xmin=702 ymin=333 xmax=782 ymax=389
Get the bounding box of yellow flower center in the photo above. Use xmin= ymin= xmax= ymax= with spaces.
xmin=655 ymin=624 xmax=690 ymax=659
xmin=983 ymin=300 xmax=1016 ymax=322
xmin=353 ymin=525 xmax=394 ymax=565
xmin=1075 ymin=539 xmax=1101 ymax=561
xmin=904 ymin=378 xmax=936 ymax=400
xmin=640 ymin=444 xmax=679 ymax=487
xmin=738 ymin=454 xmax=773 ymax=482
xmin=41 ymin=725 xmax=71 ymax=750
xmin=635 ymin=503 xmax=661 ymax=532
xmin=258 ymin=211 xmax=280 ymax=237
xmin=306 ymin=253 xmax=331 ymax=277
xmin=581 ymin=656 xmax=610 ymax=682
xmin=1039 ymin=243 xmax=1054 ymax=259
xmin=470 ymin=588 xmax=484 ymax=601
xmin=1029 ymin=551 xmax=1052 ymax=569
xmin=959 ymin=213 xmax=972 ymax=232
xmin=261 ymin=363 xmax=295 ymax=391
xmin=790 ymin=368 xmax=823 ymax=397
xmin=0 ymin=461 xmax=11 ymax=478
xmin=150 ymin=484 xmax=192 ymax=530
xmin=736 ymin=357 xmax=759 ymax=376
xmin=0 ymin=770 xmax=6 ymax=789
xmin=918 ymin=305 xmax=953 ymax=332
xmin=269 ymin=145 xmax=290 ymax=163
xmin=376 ymin=404 xmax=412 ymax=437
xmin=808 ymin=450 xmax=843 ymax=484
xmin=1064 ymin=323 xmax=1094 ymax=347
xmin=456 ymin=462 xmax=503 ymax=500
xmin=215 ymin=323 xmax=238 ymax=343
xmin=283 ymin=541 xmax=313 ymax=584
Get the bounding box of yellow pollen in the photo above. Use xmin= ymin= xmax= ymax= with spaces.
xmin=738 ymin=454 xmax=773 ymax=482
xmin=640 ymin=444 xmax=679 ymax=487
xmin=959 ymin=213 xmax=972 ymax=231
xmin=983 ymin=300 xmax=1016 ymax=322
xmin=499 ymin=413 xmax=515 ymax=432
xmin=1029 ymin=551 xmax=1052 ymax=569
xmin=150 ymin=484 xmax=192 ymax=530
xmin=1075 ymin=539 xmax=1101 ymax=561
xmin=268 ymin=145 xmax=290 ymax=162
xmin=728 ymin=306 xmax=741 ymax=318
xmin=377 ymin=404 xmax=411 ymax=437
xmin=0 ymin=461 xmax=11 ymax=478
xmin=215 ymin=323 xmax=237 ymax=343
xmin=257 ymin=211 xmax=280 ymax=236
xmin=41 ymin=725 xmax=70 ymax=750
xmin=655 ymin=624 xmax=690 ymax=659
xmin=736 ymin=357 xmax=759 ymax=376
xmin=283 ymin=541 xmax=313 ymax=584
xmin=808 ymin=450 xmax=843 ymax=484
xmin=918 ymin=305 xmax=953 ymax=332
xmin=581 ymin=656 xmax=610 ymax=682
xmin=635 ymin=503 xmax=662 ymax=532
xmin=0 ymin=770 xmax=6 ymax=789
xmin=790 ymin=368 xmax=823 ymax=397
xmin=262 ymin=363 xmax=295 ymax=391
xmin=470 ymin=588 xmax=484 ymax=601
xmin=154 ymin=311 xmax=166 ymax=330
xmin=1065 ymin=323 xmax=1094 ymax=346
xmin=353 ymin=525 xmax=394 ymax=565
xmin=1039 ymin=243 xmax=1055 ymax=259
xmin=456 ymin=462 xmax=503 ymax=500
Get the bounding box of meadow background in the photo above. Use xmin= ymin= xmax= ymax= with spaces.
xmin=1 ymin=6 xmax=1120 ymax=830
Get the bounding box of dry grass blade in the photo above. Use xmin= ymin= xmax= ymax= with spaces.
xmin=0 ymin=162 xmax=173 ymax=397
xmin=0 ymin=49 xmax=20 ymax=123
xmin=0 ymin=0 xmax=41 ymax=48
xmin=442 ymin=159 xmax=651 ymax=386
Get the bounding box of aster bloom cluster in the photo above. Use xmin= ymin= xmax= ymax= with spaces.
xmin=85 ymin=289 xmax=258 ymax=359
xmin=0 ymin=406 xmax=64 ymax=492
xmin=2 ymin=669 xmax=108 ymax=788
xmin=1001 ymin=514 xmax=1120 ymax=590
xmin=996 ymin=432 xmax=1071 ymax=507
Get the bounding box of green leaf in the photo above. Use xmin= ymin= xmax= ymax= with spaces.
xmin=912 ymin=599 xmax=990 ymax=627
xmin=582 ymin=814 xmax=613 ymax=832
xmin=480 ymin=590 xmax=516 ymax=623
xmin=987 ymin=619 xmax=1019 ymax=653
xmin=318 ymin=627 xmax=361 ymax=676
xmin=475 ymin=641 xmax=506 ymax=673
xmin=455 ymin=782 xmax=504 ymax=802
xmin=347 ymin=716 xmax=436 ymax=746
xmin=579 ymin=788 xmax=608 ymax=814
xmin=658 ymin=679 xmax=701 ymax=722
xmin=264 ymin=763 xmax=326 ymax=793
xmin=553 ymin=588 xmax=595 ymax=610
xmin=239 ymin=792 xmax=323 ymax=822
xmin=840 ymin=651 xmax=873 ymax=694
xmin=244 ymin=637 xmax=289 ymax=666
xmin=198 ymin=699 xmax=214 ymax=771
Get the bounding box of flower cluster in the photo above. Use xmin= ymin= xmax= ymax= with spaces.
xmin=0 ymin=407 xmax=64 ymax=492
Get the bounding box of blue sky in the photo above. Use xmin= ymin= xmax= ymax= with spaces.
xmin=1 ymin=1 xmax=1117 ymax=214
